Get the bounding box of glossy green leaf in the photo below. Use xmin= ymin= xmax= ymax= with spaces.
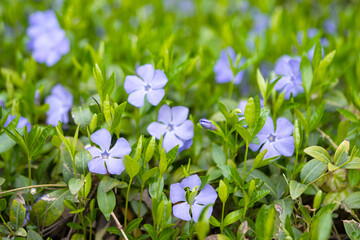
xmin=304 ymin=146 xmax=331 ymax=163
xmin=10 ymin=198 xmax=26 ymax=230
xmin=255 ymin=204 xmax=275 ymax=240
xmin=289 ymin=180 xmax=308 ymax=199
xmin=301 ymin=159 xmax=327 ymax=184
xmin=123 ymin=155 xmax=140 ymax=179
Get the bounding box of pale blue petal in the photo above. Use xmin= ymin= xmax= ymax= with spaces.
xmin=105 ymin=157 xmax=125 ymax=175
xmin=147 ymin=122 xmax=167 ymax=139
xmin=91 ymin=129 xmax=111 ymax=152
xmin=124 ymin=75 xmax=145 ymax=93
xmin=164 ymin=131 xmax=184 ymax=153
xmin=171 ymin=106 xmax=189 ymax=125
xmin=158 ymin=105 xmax=172 ymax=124
xmin=170 ymin=183 xmax=186 ymax=203
xmin=173 ymin=202 xmax=191 ymax=221
xmin=173 ymin=120 xmax=194 ymax=140
xmin=109 ymin=138 xmax=131 ymax=158
xmin=128 ymin=89 xmax=146 ymax=107
xmin=88 ymin=158 xmax=107 ymax=174
xmin=136 ymin=64 xmax=155 ymax=83
xmin=275 ymin=118 xmax=294 ymax=138
xmin=195 ymin=184 xmax=217 ymax=205
xmin=146 ymin=89 xmax=165 ymax=106
xmin=150 ymin=70 xmax=168 ymax=89
xmin=86 ymin=146 xmax=102 ymax=158
xmin=274 ymin=136 xmax=295 ymax=157
xmin=180 ymin=174 xmax=201 ymax=190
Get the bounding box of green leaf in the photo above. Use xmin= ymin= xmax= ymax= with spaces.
xmin=69 ymin=208 xmax=85 ymax=214
xmin=218 ymin=101 xmax=228 ymax=119
xmin=317 ymin=50 xmax=336 ymax=73
xmin=68 ymin=178 xmax=83 ymax=195
xmin=343 ymin=220 xmax=360 ymax=240
xmin=142 ymin=167 xmax=159 ymax=183
xmin=103 ymin=95 xmax=112 ymax=127
xmin=75 ymin=150 xmax=92 ymax=175
xmin=334 ymin=140 xmax=350 ymax=165
xmin=144 ymin=136 xmax=156 ymax=164
xmin=294 ymin=108 xmax=308 ymax=131
xmin=126 ymin=218 xmax=143 ymax=233
xmin=294 ymin=120 xmax=302 ymax=151
xmin=223 ymin=209 xmax=243 ymax=227
xmin=219 ymin=180 xmax=228 ymax=203
xmin=71 ymin=106 xmax=92 ymax=132
xmin=338 ymin=109 xmax=358 ymax=122
xmin=67 ymin=222 xmax=83 ymax=230
xmin=0 ymin=132 xmax=16 ymax=154
xmin=245 ymin=97 xmax=255 ymax=128
xmin=348 ymin=169 xmax=360 ymax=188
xmin=300 ymin=159 xmax=327 ymax=184
xmin=10 ymin=198 xmax=26 ymax=230
xmin=93 ymin=64 xmax=105 ymax=103
xmin=309 ymin=102 xmax=325 ymax=131
xmin=212 ymin=143 xmax=226 ymax=167
xmin=27 ymin=229 xmax=43 ymax=240
xmin=289 ymin=180 xmax=308 ymax=199
xmin=342 ymin=157 xmax=360 ymax=169
xmin=30 ymin=189 xmax=73 ymax=227
xmin=0 ymin=198 xmax=7 ymax=211
xmin=310 ymin=207 xmax=333 ymax=240
xmin=343 ymin=192 xmax=360 ymax=209
xmin=312 ymin=41 xmax=322 ymax=68
xmin=123 ymin=155 xmax=140 ymax=179
xmin=15 ymin=227 xmax=27 ymax=237
xmin=301 ymin=56 xmax=313 ymax=95
xmin=255 ymin=204 xmax=275 ymax=240
xmin=134 ymin=135 xmax=143 ymax=162
xmin=159 ymin=148 xmax=167 ymax=175
xmin=209 ymin=216 xmax=221 ymax=227
xmin=104 ymin=71 xmax=116 ymax=97
xmin=111 ymin=101 xmax=127 ymax=132
xmin=97 ymin=183 xmax=116 ymax=221
xmin=101 ymin=176 xmax=127 ymax=193
xmin=256 ymin=69 xmax=266 ymax=99
xmin=304 ymin=146 xmax=331 ymax=164
xmin=144 ymin=224 xmax=156 ymax=240
xmin=236 ymin=125 xmax=251 ymax=145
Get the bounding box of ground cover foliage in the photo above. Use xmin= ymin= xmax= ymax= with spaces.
xmin=1 ymin=0 xmax=360 ymax=239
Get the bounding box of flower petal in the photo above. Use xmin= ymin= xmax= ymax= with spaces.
xmin=180 ymin=174 xmax=201 ymax=190
xmin=171 ymin=106 xmax=189 ymax=125
xmin=124 ymin=75 xmax=145 ymax=93
xmin=136 ymin=64 xmax=155 ymax=83
xmin=109 ymin=138 xmax=131 ymax=158
xmin=158 ymin=105 xmax=171 ymax=124
xmin=233 ymin=70 xmax=245 ymax=85
xmin=258 ymin=117 xmax=274 ymax=136
xmin=192 ymin=204 xmax=213 ymax=223
xmin=173 ymin=120 xmax=194 ymax=140
xmin=128 ymin=89 xmax=146 ymax=107
xmin=195 ymin=184 xmax=217 ymax=205
xmin=88 ymin=158 xmax=107 ymax=174
xmin=105 ymin=157 xmax=125 ymax=175
xmin=249 ymin=142 xmax=261 ymax=152
xmin=91 ymin=129 xmax=111 ymax=152
xmin=178 ymin=139 xmax=192 ymax=153
xmin=274 ymin=136 xmax=295 ymax=157
xmin=275 ymin=57 xmax=292 ymax=76
xmin=147 ymin=122 xmax=167 ymax=139
xmin=147 ymin=89 xmax=165 ymax=106
xmin=86 ymin=146 xmax=103 ymax=158
xmin=261 ymin=142 xmax=280 ymax=159
xmin=173 ymin=202 xmax=191 ymax=221
xmin=275 ymin=118 xmax=294 ymax=138
xmin=170 ymin=183 xmax=186 ymax=203
xmin=151 ymin=70 xmax=168 ymax=89
xmin=164 ymin=131 xmax=184 ymax=153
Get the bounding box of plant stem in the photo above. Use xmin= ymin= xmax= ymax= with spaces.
xmin=124 ymin=177 xmax=133 ymax=229
xmin=156 ymin=175 xmax=162 ymax=199
xmin=220 ymin=202 xmax=225 ymax=234
xmin=1 ymin=184 xmax=67 ymax=195
xmin=242 ymin=144 xmax=249 ymax=185
xmin=291 ymin=150 xmax=299 ymax=180
xmin=27 ymin=155 xmax=32 ymax=187
xmin=228 ymin=80 xmax=234 ymax=99
xmin=71 ymin=155 xmax=78 ymax=179
xmin=138 ymin=184 xmax=144 ymax=217
xmin=0 ymin=214 xmax=14 ymax=235
xmin=111 ymin=212 xmax=129 ymax=240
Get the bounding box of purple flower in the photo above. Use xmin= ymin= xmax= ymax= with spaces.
xmin=323 ymin=19 xmax=337 ymax=35
xmin=27 ymin=10 xmax=70 ymax=66
xmin=251 ymin=9 xmax=270 ymax=34
xmin=86 ymin=129 xmax=131 ymax=175
xmin=4 ymin=115 xmax=31 ymax=132
xmin=272 ymin=56 xmax=304 ymax=99
xmin=170 ymin=174 xmax=217 ymax=222
xmin=124 ymin=64 xmax=168 ymax=107
xmin=45 ymin=84 xmax=73 ymax=126
xmin=147 ymin=105 xmax=194 ymax=153
xmin=214 ymin=47 xmax=246 ymax=85
xmin=249 ymin=117 xmax=294 ymax=159
xmin=199 ymin=118 xmax=216 ymax=130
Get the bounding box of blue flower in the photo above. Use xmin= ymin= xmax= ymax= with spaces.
xmin=249 ymin=117 xmax=294 ymax=159
xmin=27 ymin=10 xmax=70 ymax=66
xmin=124 ymin=64 xmax=168 ymax=107
xmin=86 ymin=129 xmax=131 ymax=175
xmin=4 ymin=115 xmax=31 ymax=132
xmin=214 ymin=47 xmax=245 ymax=85
xmin=170 ymin=174 xmax=217 ymax=222
xmin=147 ymin=105 xmax=194 ymax=153
xmin=272 ymin=56 xmax=304 ymax=99
xmin=199 ymin=118 xmax=216 ymax=130
xmin=45 ymin=84 xmax=73 ymax=126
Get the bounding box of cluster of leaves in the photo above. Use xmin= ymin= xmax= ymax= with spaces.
xmin=1 ymin=0 xmax=360 ymax=240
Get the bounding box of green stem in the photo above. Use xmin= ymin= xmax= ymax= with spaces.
xmin=301 ymin=132 xmax=309 ymax=162
xmin=291 ymin=150 xmax=299 ymax=180
xmin=156 ymin=175 xmax=162 ymax=199
xmin=242 ymin=144 xmax=249 ymax=185
xmin=27 ymin=155 xmax=32 ymax=187
xmin=228 ymin=81 xmax=234 ymax=99
xmin=0 ymin=214 xmax=14 ymax=235
xmin=71 ymin=155 xmax=78 ymax=179
xmin=124 ymin=177 xmax=133 ymax=229
xmin=220 ymin=202 xmax=225 ymax=234
xmin=1 ymin=183 xmax=67 ymax=195
xmin=138 ymin=184 xmax=144 ymax=217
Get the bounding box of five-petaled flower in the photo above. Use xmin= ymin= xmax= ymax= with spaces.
xmin=86 ymin=129 xmax=131 ymax=175
xmin=27 ymin=10 xmax=70 ymax=66
xmin=124 ymin=64 xmax=168 ymax=107
xmin=45 ymin=84 xmax=73 ymax=126
xmin=213 ymin=47 xmax=246 ymax=85
xmin=170 ymin=174 xmax=217 ymax=222
xmin=271 ymin=56 xmax=304 ymax=100
xmin=147 ymin=105 xmax=194 ymax=153
xmin=249 ymin=117 xmax=294 ymax=159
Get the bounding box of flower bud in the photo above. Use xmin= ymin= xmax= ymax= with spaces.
xmin=199 ymin=118 xmax=217 ymax=130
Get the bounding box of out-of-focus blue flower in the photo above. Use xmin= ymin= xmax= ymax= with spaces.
xmin=272 ymin=56 xmax=303 ymax=99
xmin=163 ymin=0 xmax=195 ymax=16
xmin=124 ymin=64 xmax=168 ymax=108
xmin=4 ymin=115 xmax=31 ymax=132
xmin=249 ymin=117 xmax=294 ymax=159
xmin=323 ymin=19 xmax=337 ymax=35
xmin=214 ymin=47 xmax=246 ymax=85
xmin=27 ymin=10 xmax=70 ymax=66
xmin=86 ymin=129 xmax=131 ymax=175
xmin=147 ymin=105 xmax=194 ymax=153
xmin=307 ymin=44 xmax=325 ymax=63
xmin=45 ymin=84 xmax=73 ymax=126
xmin=199 ymin=118 xmax=216 ymax=130
xmin=259 ymin=61 xmax=273 ymax=80
xmin=170 ymin=174 xmax=217 ymax=222
xmin=251 ymin=9 xmax=270 ymax=34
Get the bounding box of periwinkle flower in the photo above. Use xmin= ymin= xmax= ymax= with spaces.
xmin=124 ymin=64 xmax=168 ymax=107
xmin=4 ymin=115 xmax=31 ymax=132
xmin=323 ymin=19 xmax=337 ymax=35
xmin=147 ymin=105 xmax=194 ymax=153
xmin=170 ymin=174 xmax=217 ymax=222
xmin=45 ymin=84 xmax=73 ymax=126
xmin=199 ymin=118 xmax=216 ymax=130
xmin=86 ymin=129 xmax=131 ymax=175
xmin=272 ymin=56 xmax=304 ymax=99
xmin=27 ymin=10 xmax=70 ymax=66
xmin=249 ymin=117 xmax=294 ymax=159
xmin=214 ymin=47 xmax=246 ymax=85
